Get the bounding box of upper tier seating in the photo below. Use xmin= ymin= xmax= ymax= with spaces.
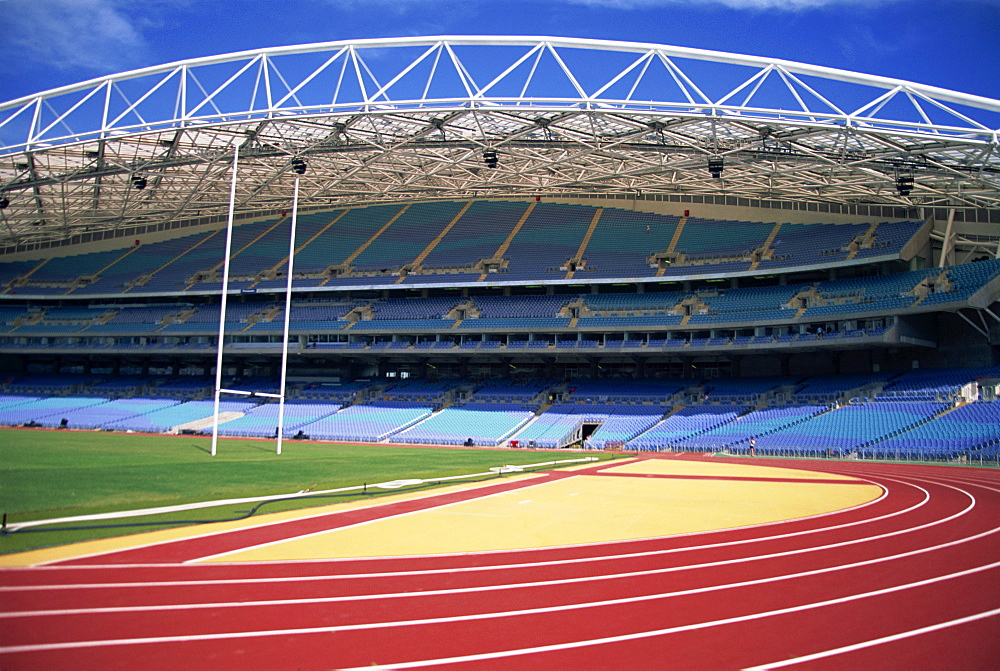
xmin=854 ymin=220 xmax=926 ymax=259
xmin=86 ymin=232 xmax=216 ymax=294
xmin=878 ymin=366 xmax=1000 ymax=401
xmin=565 ymin=379 xmax=686 ymax=403
xmin=500 ymin=203 xmax=596 ymax=281
xmin=139 ymin=230 xmax=228 ymax=293
xmin=463 ymin=379 xmax=555 ymax=407
xmin=0 ymin=257 xmax=994 ymax=348
xmin=702 ymin=376 xmax=798 ymax=404
xmin=676 ymin=217 xmax=773 ymax=261
xmin=419 ymin=201 xmax=526 ymax=270
xmin=294 ymin=203 xmax=411 ymax=276
xmin=352 ymin=201 xmax=470 ymax=272
xmin=381 ymin=379 xmax=461 ymax=403
xmin=757 ymin=222 xmax=869 ymax=269
xmin=0 ymin=202 xmax=931 ymax=296
xmin=790 ymin=372 xmax=895 ymax=403
xmin=919 ymin=258 xmax=1000 ymax=305
xmin=579 ymin=209 xmax=679 ymax=278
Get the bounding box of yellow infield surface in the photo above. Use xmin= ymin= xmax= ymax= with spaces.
xmin=0 ymin=459 xmax=881 ymax=566
xmin=201 ymin=460 xmax=881 ymax=562
xmin=603 ymin=458 xmax=859 ymax=481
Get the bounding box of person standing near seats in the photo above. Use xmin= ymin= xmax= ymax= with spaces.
xmin=749 ymin=437 xmax=756 ymax=457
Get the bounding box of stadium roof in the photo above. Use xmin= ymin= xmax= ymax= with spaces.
xmin=0 ymin=35 xmax=998 ymax=248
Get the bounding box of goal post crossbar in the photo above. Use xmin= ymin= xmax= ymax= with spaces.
xmin=219 ymin=389 xmax=283 ymax=399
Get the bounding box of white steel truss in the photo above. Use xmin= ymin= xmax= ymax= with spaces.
xmin=0 ymin=36 xmax=998 ymax=248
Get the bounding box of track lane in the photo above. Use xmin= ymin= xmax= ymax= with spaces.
xmin=2 ymin=459 xmax=998 ymax=669
xmin=4 ymin=561 xmax=997 ymax=669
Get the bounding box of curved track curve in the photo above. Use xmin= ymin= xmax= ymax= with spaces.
xmin=2 ymin=457 xmax=998 ymax=669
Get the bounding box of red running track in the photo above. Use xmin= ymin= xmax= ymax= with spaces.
xmin=1 ymin=456 xmax=999 ymax=669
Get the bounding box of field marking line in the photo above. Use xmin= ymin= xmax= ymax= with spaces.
xmin=186 ymin=473 xmax=592 ymax=563
xmin=6 ymin=457 xmax=599 ymax=532
xmin=0 ymin=459 xmax=890 ymax=568
xmin=21 ymin=473 xmax=554 ymax=567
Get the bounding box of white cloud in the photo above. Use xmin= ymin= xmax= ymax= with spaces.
xmin=1 ymin=0 xmax=149 ymax=74
xmin=331 ymin=0 xmax=898 ymax=6
xmin=558 ymin=0 xmax=900 ymax=9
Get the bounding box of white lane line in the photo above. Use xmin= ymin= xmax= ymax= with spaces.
xmin=27 ymin=497 xmax=417 ymax=568
xmin=3 ymin=467 xmax=893 ymax=570
xmin=1 ymin=471 xmax=981 ymax=618
xmin=186 ymin=469 xmax=888 ymax=563
xmin=186 ymin=476 xmax=566 ymax=563
xmin=743 ymin=608 xmax=1000 ymax=670
xmin=0 ymin=477 xmax=924 ymax=592
xmin=4 ymin=524 xmax=999 ymax=620
xmin=8 ymin=458 xmax=599 ymax=532
xmin=3 ymin=493 xmax=996 ymax=624
xmin=29 ymin=469 xmax=559 ymax=567
xmin=2 ymin=561 xmax=997 ymax=658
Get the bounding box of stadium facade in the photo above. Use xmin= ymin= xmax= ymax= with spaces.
xmin=0 ymin=37 xmax=998 ymax=455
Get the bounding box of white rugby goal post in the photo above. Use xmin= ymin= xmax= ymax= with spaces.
xmin=210 ymin=145 xmax=302 ymax=456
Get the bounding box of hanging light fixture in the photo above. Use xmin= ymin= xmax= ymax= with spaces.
xmin=896 ymin=174 xmax=914 ymax=196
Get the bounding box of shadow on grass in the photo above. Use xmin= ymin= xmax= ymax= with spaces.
xmin=242 ymin=441 xmax=281 ymax=454
xmin=189 ymin=440 xmax=278 ymax=455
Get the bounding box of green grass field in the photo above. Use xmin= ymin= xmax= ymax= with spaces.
xmin=0 ymin=428 xmax=617 ymax=556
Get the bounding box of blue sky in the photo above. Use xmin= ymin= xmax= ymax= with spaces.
xmin=0 ymin=0 xmax=997 ymax=103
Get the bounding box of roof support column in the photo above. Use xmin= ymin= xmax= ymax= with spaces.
xmin=956 ymin=309 xmax=989 ymax=339
xmin=939 ymin=208 xmax=956 ymax=268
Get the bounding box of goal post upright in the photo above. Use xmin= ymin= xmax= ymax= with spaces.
xmin=275 ymin=172 xmax=301 ymax=456
xmin=210 ymin=144 xmax=241 ymax=457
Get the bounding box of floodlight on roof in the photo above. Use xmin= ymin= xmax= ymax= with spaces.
xmin=708 ymin=157 xmax=724 ymax=179
xmin=483 ymin=150 xmax=498 ymax=168
xmin=896 ymin=175 xmax=914 ymax=196
xmin=131 ymin=176 xmax=147 ymax=190
xmin=291 ymin=158 xmax=307 ymax=175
